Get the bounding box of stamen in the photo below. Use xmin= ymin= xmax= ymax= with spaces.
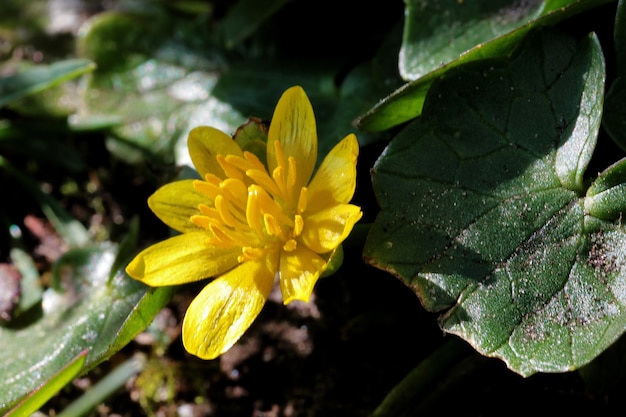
xmin=287 ymin=156 xmax=297 ymax=188
xmin=209 ymin=223 xmax=242 ymax=247
xmin=194 ymin=180 xmax=220 ymax=200
xmin=203 ymin=173 xmax=222 ymax=186
xmin=264 ymin=213 xmax=284 ymax=239
xmin=215 ymin=195 xmax=237 ymax=227
xmin=197 ymin=205 xmax=221 ymax=222
xmin=217 ymin=155 xmax=244 ymax=181
xmin=297 ymin=187 xmax=308 ymax=214
xmin=246 ymin=169 xmax=281 ymax=197
xmin=272 ymin=165 xmax=287 ymax=197
xmin=283 ymin=239 xmax=297 ymax=252
xmin=220 ymin=178 xmax=248 ymax=207
xmin=238 ymin=246 xmax=266 ymax=262
xmin=190 ymin=215 xmax=215 ymax=229
xmin=243 ymin=151 xmax=266 ymax=170
xmin=225 ymin=152 xmax=266 ymax=172
xmin=273 ymin=140 xmax=287 ymax=171
xmin=254 ymin=185 xmax=294 ymax=228
xmin=293 ymin=214 xmax=303 ymax=237
xmin=246 ymin=185 xmax=264 ymax=237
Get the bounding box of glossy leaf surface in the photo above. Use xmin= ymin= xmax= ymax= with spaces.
xmin=364 ymin=30 xmax=622 ymax=376
xmin=357 ymin=0 xmax=614 ymax=132
xmin=0 ymin=244 xmax=173 ymax=412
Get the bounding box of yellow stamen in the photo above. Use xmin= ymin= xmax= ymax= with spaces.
xmin=217 ymin=155 xmax=244 ymax=181
xmin=220 ymin=178 xmax=248 ymax=207
xmin=246 ymin=185 xmax=264 ymax=237
xmin=238 ymin=246 xmax=266 ymax=262
xmin=287 ymin=156 xmax=297 ymax=189
xmin=293 ymin=214 xmax=303 ymax=237
xmin=264 ymin=213 xmax=284 ymax=239
xmin=246 ymin=169 xmax=281 ymax=197
xmin=297 ymin=187 xmax=308 ymax=214
xmin=194 ymin=180 xmax=220 ymax=200
xmin=272 ymin=165 xmax=287 ymax=197
xmin=190 ymin=214 xmax=215 ymax=229
xmin=215 ymin=195 xmax=238 ymax=227
xmin=283 ymin=239 xmax=297 ymax=252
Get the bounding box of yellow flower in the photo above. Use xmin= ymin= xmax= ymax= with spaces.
xmin=126 ymin=86 xmax=362 ymax=359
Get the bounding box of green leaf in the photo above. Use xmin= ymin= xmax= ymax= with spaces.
xmin=400 ymin=0 xmax=544 ymax=81
xmin=0 ymin=243 xmax=173 ymax=412
xmin=0 ymin=59 xmax=95 ymax=108
xmin=585 ymin=158 xmax=626 ymax=220
xmin=363 ymin=30 xmax=615 ymax=376
xmin=75 ymin=11 xmax=235 ymax=164
xmin=601 ymin=0 xmax=626 ymax=150
xmin=356 ymin=0 xmax=615 ymax=132
xmin=75 ymin=7 xmax=383 ymax=166
xmin=4 ymin=350 xmax=87 ymax=417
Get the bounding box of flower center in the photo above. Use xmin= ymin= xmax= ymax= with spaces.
xmin=190 ymin=141 xmax=308 ymax=263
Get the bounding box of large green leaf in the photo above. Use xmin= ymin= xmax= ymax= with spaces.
xmin=356 ymin=0 xmax=615 ymax=132
xmin=0 ymin=243 xmax=173 ymax=412
xmin=602 ymin=0 xmax=626 ymax=150
xmin=363 ymin=30 xmax=619 ymax=376
xmin=399 ymin=0 xmax=544 ymax=81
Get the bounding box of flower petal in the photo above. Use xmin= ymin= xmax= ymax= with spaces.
xmin=301 ymin=204 xmax=363 ymax=254
xmin=267 ymin=86 xmax=317 ymax=190
xmin=188 ymin=126 xmax=243 ymax=179
xmin=126 ymin=231 xmax=239 ymax=286
xmin=279 ymin=245 xmax=327 ymax=304
xmin=148 ymin=180 xmax=206 ymax=233
xmin=182 ymin=259 xmax=274 ymax=359
xmin=307 ymin=133 xmax=359 ymax=213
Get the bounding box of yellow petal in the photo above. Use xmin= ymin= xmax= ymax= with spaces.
xmin=182 ymin=259 xmax=274 ymax=359
xmin=188 ymin=126 xmax=243 ymax=179
xmin=126 ymin=231 xmax=240 ymax=286
xmin=307 ymin=134 xmax=359 ymax=213
xmin=279 ymin=245 xmax=327 ymax=304
xmin=301 ymin=204 xmax=362 ymax=254
xmin=148 ymin=180 xmax=206 ymax=233
xmin=267 ymin=86 xmax=317 ymax=190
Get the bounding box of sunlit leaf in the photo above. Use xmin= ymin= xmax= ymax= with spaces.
xmin=4 ymin=351 xmax=87 ymax=417
xmin=363 ymin=30 xmax=618 ymax=376
xmin=0 ymin=243 xmax=173 ymax=412
xmin=356 ymin=0 xmax=614 ymax=132
xmin=75 ymin=8 xmax=386 ymax=166
xmin=400 ymin=0 xmax=544 ymax=81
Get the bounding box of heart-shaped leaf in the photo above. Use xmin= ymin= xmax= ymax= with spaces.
xmin=363 ymin=29 xmax=620 ymax=376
